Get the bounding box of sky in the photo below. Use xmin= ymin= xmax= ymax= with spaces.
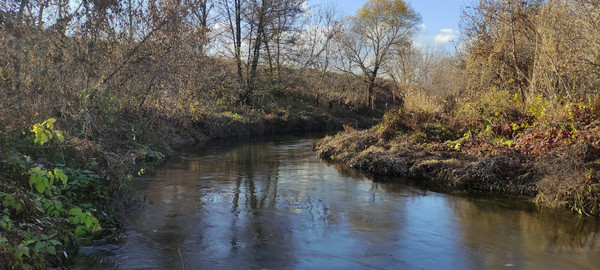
xmin=307 ymin=0 xmax=466 ymax=50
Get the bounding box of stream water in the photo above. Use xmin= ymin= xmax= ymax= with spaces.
xmin=69 ymin=136 xmax=600 ymax=269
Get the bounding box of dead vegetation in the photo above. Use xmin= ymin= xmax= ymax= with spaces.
xmin=317 ymin=0 xmax=600 ymax=215
xmin=316 ymin=103 xmax=600 ymax=216
xmin=0 ymin=1 xmax=391 ymax=268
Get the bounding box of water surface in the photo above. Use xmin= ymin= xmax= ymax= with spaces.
xmin=70 ymin=137 xmax=600 ymax=269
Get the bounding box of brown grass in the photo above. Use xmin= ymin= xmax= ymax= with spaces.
xmin=316 ymin=103 xmax=600 ymax=214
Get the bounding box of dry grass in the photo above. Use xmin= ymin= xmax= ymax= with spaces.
xmin=316 ymin=97 xmax=600 ymax=214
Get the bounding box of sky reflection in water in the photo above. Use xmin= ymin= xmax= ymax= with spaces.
xmin=70 ymin=137 xmax=600 ymax=270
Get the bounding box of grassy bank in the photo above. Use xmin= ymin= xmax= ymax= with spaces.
xmin=316 ymin=91 xmax=600 ymax=216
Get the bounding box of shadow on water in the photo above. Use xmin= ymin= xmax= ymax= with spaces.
xmin=69 ymin=136 xmax=600 ymax=269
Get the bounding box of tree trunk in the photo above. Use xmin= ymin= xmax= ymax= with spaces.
xmin=37 ymin=0 xmax=47 ymax=27
xmin=245 ymin=0 xmax=268 ymax=106
xmin=367 ymin=77 xmax=375 ymax=110
xmin=368 ymin=66 xmax=379 ymax=110
xmin=235 ymin=0 xmax=243 ymax=86
xmin=18 ymin=0 xmax=29 ymax=23
xmin=128 ymin=0 xmax=133 ymax=39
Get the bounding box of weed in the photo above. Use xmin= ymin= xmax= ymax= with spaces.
xmin=0 ymin=209 xmax=15 ymax=232
xmin=61 ymin=168 xmax=106 ymax=204
xmin=572 ymin=169 xmax=600 ymax=216
xmin=31 ymin=118 xmax=65 ymax=146
xmin=26 ymin=233 xmax=62 ymax=256
xmin=6 ymin=155 xmax=26 ymax=171
xmin=18 ymin=231 xmax=64 ymax=267
xmin=38 ymin=198 xmax=65 ymax=218
xmin=2 ymin=194 xmax=23 ymax=214
xmin=68 ymin=207 xmax=102 ymax=236
xmin=527 ymin=94 xmax=550 ymax=120
xmin=28 ymin=167 xmax=68 ymax=194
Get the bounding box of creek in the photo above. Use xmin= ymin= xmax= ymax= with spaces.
xmin=69 ymin=136 xmax=600 ymax=269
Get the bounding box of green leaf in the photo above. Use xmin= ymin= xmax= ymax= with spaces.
xmin=68 ymin=207 xmax=84 ymax=224
xmin=16 ymin=244 xmax=30 ymax=258
xmin=55 ymin=130 xmax=65 ymax=143
xmin=35 ymin=180 xmax=46 ymax=193
xmin=47 ymin=171 xmax=54 ymax=187
xmin=32 ymin=124 xmax=47 ymax=145
xmin=48 ymin=239 xmax=62 ymax=246
xmin=45 ymin=118 xmax=56 ymax=128
xmin=29 ymin=167 xmax=51 ymax=193
xmin=3 ymin=195 xmax=23 ymax=214
xmin=54 ymin=168 xmax=68 ymax=186
xmin=92 ymin=223 xmax=102 ymax=232
xmin=34 ymin=242 xmax=45 ymax=253
xmin=46 ymin=245 xmax=57 ymax=255
xmin=42 ymin=199 xmax=51 ymax=209
xmin=31 ymin=118 xmax=65 ymax=145
xmin=68 ymin=207 xmax=82 ymax=216
xmin=68 ymin=216 xmax=79 ymax=224
xmin=75 ymin=226 xmax=87 ymax=236
xmin=84 ymin=213 xmax=94 ymax=228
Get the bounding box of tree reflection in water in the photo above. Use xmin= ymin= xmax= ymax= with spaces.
xmin=69 ymin=137 xmax=600 ymax=270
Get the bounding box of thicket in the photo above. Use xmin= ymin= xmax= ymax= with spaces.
xmin=392 ymin=0 xmax=600 ymax=166
xmin=453 ymin=0 xmax=600 ymax=215
xmin=318 ymin=0 xmax=600 ymax=216
xmin=0 ymin=118 xmax=109 ymax=268
xmin=394 ymin=0 xmax=600 ymax=115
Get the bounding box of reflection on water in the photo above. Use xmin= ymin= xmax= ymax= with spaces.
xmin=70 ymin=137 xmax=600 ymax=269
xmin=451 ymin=196 xmax=600 ymax=269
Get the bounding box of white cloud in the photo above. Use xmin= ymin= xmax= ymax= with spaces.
xmin=433 ymin=28 xmax=459 ymax=44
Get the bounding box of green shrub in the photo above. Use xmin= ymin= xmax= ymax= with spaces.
xmin=62 ymin=168 xmax=106 ymax=204
xmin=28 ymin=167 xmax=68 ymax=194
xmin=68 ymin=207 xmax=102 ymax=236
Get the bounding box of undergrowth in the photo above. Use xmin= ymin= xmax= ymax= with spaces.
xmin=317 ymin=90 xmax=600 ymax=216
xmin=0 ymin=119 xmax=109 ymax=268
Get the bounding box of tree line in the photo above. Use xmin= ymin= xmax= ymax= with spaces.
xmin=2 ymin=0 xmax=598 ymax=129
xmin=0 ymin=0 xmax=423 ymax=130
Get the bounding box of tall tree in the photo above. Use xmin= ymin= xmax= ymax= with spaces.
xmin=339 ymin=0 xmax=420 ymax=109
xmin=294 ymin=3 xmax=342 ymax=105
xmin=261 ymin=0 xmax=304 ymax=80
xmin=220 ymin=0 xmax=305 ymax=106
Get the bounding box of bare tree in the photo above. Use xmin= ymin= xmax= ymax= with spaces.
xmin=338 ymin=0 xmax=420 ymax=109
xmin=261 ymin=0 xmax=304 ymax=80
xmin=294 ymin=3 xmax=342 ymax=105
xmin=218 ymin=0 xmax=306 ymax=106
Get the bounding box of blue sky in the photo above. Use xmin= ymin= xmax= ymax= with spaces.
xmin=307 ymin=0 xmax=465 ymax=49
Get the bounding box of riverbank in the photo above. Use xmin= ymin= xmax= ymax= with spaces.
xmin=0 ymin=102 xmax=376 ymax=268
xmin=67 ymin=136 xmax=600 ymax=270
xmin=0 ymin=19 xmax=386 ymax=268
xmin=315 ymin=104 xmax=600 ymax=216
